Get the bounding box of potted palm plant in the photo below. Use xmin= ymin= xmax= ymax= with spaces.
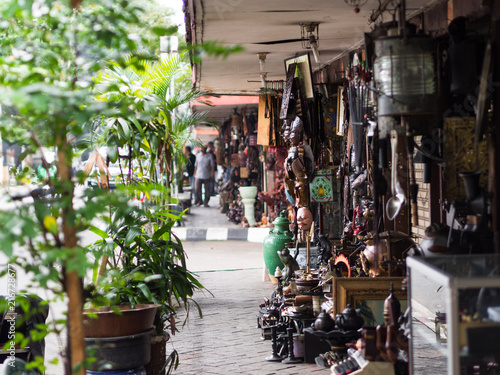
xmin=0 ymin=1 xmax=236 ymax=373
xmin=81 ymin=51 xmax=208 ymax=373
xmin=0 ymin=2 xmax=167 ymax=374
xmin=84 ymin=183 xmax=204 ymax=374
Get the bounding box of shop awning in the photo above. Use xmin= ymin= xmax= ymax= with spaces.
xmin=184 ymin=0 xmax=438 ymax=96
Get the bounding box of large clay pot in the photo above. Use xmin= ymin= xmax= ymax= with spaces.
xmin=83 ymin=304 xmax=159 ymax=338
xmin=262 ymin=211 xmax=293 ymax=281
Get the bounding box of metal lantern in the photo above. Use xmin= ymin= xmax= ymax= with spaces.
xmin=374 ymin=35 xmax=436 ymax=116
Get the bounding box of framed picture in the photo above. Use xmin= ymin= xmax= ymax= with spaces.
xmin=284 ymin=53 xmax=314 ymax=99
xmin=336 ymin=85 xmax=346 ymax=135
xmin=332 ymin=277 xmax=407 ymax=327
xmin=257 ymin=94 xmax=272 ymax=145
xmin=240 ymin=167 xmax=248 ymax=178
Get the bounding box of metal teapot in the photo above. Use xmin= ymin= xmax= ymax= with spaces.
xmin=335 ymin=304 xmax=364 ymax=331
xmin=313 ymin=310 xmax=336 ymax=332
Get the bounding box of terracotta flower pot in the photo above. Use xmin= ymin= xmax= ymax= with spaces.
xmin=83 ymin=304 xmax=160 ymax=338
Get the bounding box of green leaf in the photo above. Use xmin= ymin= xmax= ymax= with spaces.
xmin=151 ymin=26 xmax=178 ymax=37
xmin=144 ymin=274 xmax=163 ymax=282
xmin=107 ymin=134 xmax=118 ymax=163
xmin=117 ymin=117 xmax=131 ymax=140
xmin=43 ymin=216 xmax=58 ymax=235
xmin=137 ymin=283 xmax=152 ymax=300
xmin=152 ymin=224 xmax=171 ymax=241
xmin=105 ymin=118 xmax=116 ymax=130
xmin=131 ymin=118 xmax=144 ymax=137
xmin=89 ymin=226 xmax=109 ymax=239
xmin=124 ymin=226 xmax=142 ymax=245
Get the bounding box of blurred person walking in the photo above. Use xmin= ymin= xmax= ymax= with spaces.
xmin=184 ymin=145 xmax=196 ymax=202
xmin=194 ymin=145 xmax=215 ymax=207
xmin=206 ymin=141 xmax=217 ymax=196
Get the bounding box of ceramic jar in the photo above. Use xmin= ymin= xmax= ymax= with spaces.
xmin=262 ymin=211 xmax=293 ymax=281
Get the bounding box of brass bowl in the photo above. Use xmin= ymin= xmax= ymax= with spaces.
xmin=295 ymin=278 xmax=320 ymax=291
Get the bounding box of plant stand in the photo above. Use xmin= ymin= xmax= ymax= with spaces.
xmin=239 ymin=186 xmax=258 ymax=226
xmin=144 ymin=332 xmax=170 ymax=375
xmin=84 ymin=329 xmax=153 ymax=371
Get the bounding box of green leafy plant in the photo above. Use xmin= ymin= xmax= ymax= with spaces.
xmin=91 ymin=53 xmax=207 ymax=187
xmin=0 ymin=1 xmax=242 ymax=374
xmin=87 ymin=184 xmax=204 ymax=337
xmin=0 ymin=0 xmax=184 ymax=373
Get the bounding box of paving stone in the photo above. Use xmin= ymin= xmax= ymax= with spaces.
xmin=169 ymin=267 xmax=330 ymax=375
xmin=227 ymin=228 xmax=249 ymax=241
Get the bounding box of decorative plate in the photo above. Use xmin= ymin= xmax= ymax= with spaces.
xmin=310 ymin=170 xmax=335 ymax=202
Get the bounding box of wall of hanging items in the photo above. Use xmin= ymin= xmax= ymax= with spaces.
xmin=217 ymin=105 xmax=264 ymax=226
xmin=255 ymin=2 xmax=499 ymax=374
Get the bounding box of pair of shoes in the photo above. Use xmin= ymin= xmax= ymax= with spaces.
xmin=204 ymin=204 xmax=210 ymax=207
xmin=195 ymin=203 xmax=201 ymax=207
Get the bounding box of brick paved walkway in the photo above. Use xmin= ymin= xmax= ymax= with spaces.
xmin=168 ymin=199 xmax=439 ymax=375
xmin=167 ymin=237 xmax=330 ymax=375
xmin=169 ymin=268 xmax=330 ymax=374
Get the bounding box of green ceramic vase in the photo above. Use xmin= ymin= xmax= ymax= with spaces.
xmin=262 ymin=211 xmax=293 ymax=277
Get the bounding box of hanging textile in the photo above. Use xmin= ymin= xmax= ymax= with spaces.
xmin=257 ymin=94 xmax=272 ymax=146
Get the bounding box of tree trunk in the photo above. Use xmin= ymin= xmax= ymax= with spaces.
xmin=57 ymin=139 xmax=86 ymax=375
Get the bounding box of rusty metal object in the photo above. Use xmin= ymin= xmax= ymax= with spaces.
xmin=360 ymin=231 xmax=415 ymax=277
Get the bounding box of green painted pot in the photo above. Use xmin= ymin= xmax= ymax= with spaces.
xmin=262 ymin=211 xmax=293 ymax=278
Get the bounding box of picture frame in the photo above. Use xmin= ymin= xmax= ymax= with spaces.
xmin=240 ymin=167 xmax=248 ymax=178
xmin=284 ymin=52 xmax=314 ymax=99
xmin=332 ymin=277 xmax=407 ymax=327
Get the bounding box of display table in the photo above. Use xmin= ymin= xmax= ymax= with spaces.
xmin=407 ymin=254 xmax=500 ymax=375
